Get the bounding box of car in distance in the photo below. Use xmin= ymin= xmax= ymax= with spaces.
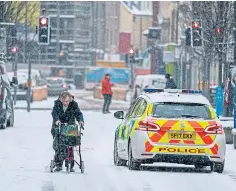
xmin=46 ymin=77 xmax=68 ymax=96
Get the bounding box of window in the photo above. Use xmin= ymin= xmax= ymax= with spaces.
xmin=152 ymin=79 xmax=166 ymax=88
xmin=76 ymin=19 xmax=89 ymax=30
xmin=152 ymin=102 xmax=212 ymax=119
xmin=48 ymin=49 xmax=56 ymax=53
xmin=136 ymin=99 xmax=147 ymax=116
xmin=50 ymin=18 xmax=57 ymax=28
xmin=41 ymin=46 xmax=46 ymax=53
xmin=126 ymin=99 xmax=140 ymax=118
xmin=131 ymin=99 xmax=147 ymax=117
xmin=48 ymin=4 xmax=57 ymax=10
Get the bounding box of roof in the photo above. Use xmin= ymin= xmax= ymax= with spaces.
xmin=121 ymin=2 xmax=152 ymax=16
xmin=142 ymin=92 xmax=211 ymax=105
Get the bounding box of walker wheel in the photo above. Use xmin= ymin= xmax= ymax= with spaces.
xmin=80 ymin=161 xmax=84 ymax=173
xmin=50 ymin=160 xmax=55 ymax=173
xmin=66 ymin=162 xmax=71 ymax=173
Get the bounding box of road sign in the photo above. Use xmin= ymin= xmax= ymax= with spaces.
xmin=216 ymin=86 xmax=223 ymax=117
xmin=163 ymin=51 xmax=175 ymax=63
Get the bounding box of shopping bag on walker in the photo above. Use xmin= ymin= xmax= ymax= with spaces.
xmin=60 ymin=124 xmax=79 ymax=137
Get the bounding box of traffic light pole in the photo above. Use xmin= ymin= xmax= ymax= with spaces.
xmin=218 ymin=1 xmax=224 ymax=86
xmin=13 ymin=52 xmax=18 ymax=105
xmin=24 ymin=2 xmax=31 ymax=112
xmin=129 ymin=50 xmax=134 ymax=90
xmin=130 ymin=58 xmax=134 ymax=90
xmin=234 ymin=1 xmax=236 ymax=67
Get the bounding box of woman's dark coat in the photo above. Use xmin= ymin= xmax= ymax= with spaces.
xmin=51 ymin=97 xmax=84 ymax=138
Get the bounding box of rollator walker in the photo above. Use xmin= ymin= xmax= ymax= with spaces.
xmin=50 ymin=122 xmax=84 ymax=173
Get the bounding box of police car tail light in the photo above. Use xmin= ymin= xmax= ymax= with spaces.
xmin=205 ymin=124 xmax=224 ymax=134
xmin=137 ymin=118 xmax=160 ymax=132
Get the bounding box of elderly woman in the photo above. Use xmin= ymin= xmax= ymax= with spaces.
xmin=51 ymin=91 xmax=84 ymax=172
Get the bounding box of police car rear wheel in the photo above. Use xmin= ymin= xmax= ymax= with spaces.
xmin=213 ymin=161 xmax=225 ymax=173
xmin=113 ymin=140 xmax=127 ymax=166
xmin=128 ymin=142 xmax=140 ymax=170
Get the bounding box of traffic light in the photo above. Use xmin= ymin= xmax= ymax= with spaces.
xmin=129 ymin=48 xmax=134 ymax=62
xmin=185 ymin=28 xmax=191 ymax=46
xmin=215 ymin=27 xmax=223 ymax=43
xmin=38 ymin=17 xmax=50 ymax=44
xmin=192 ymin=21 xmax=202 ymax=47
xmin=11 ymin=47 xmax=18 ymax=54
xmin=148 ymin=27 xmax=161 ymax=40
xmin=129 ymin=48 xmax=134 ymax=55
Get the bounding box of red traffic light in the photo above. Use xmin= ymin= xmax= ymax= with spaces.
xmin=192 ymin=21 xmax=200 ymax=29
xmin=39 ymin=18 xmax=48 ymax=26
xmin=59 ymin=51 xmax=65 ymax=56
xmin=129 ymin=49 xmax=134 ymax=54
xmin=216 ymin=27 xmax=223 ymax=34
xmin=11 ymin=47 xmax=18 ymax=53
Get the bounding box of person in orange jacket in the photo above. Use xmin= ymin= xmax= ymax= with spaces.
xmin=101 ymin=74 xmax=114 ymax=113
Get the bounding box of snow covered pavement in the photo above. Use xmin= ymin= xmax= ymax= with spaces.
xmin=14 ymin=90 xmax=130 ymax=111
xmin=0 ymin=110 xmax=236 ymax=191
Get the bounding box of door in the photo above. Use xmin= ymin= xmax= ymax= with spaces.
xmin=122 ymin=98 xmax=147 ymax=159
xmin=117 ymin=99 xmax=140 ymax=158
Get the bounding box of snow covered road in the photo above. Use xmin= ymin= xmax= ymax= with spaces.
xmin=0 ymin=110 xmax=236 ymax=191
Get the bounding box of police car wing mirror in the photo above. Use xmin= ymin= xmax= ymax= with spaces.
xmin=114 ymin=111 xmax=124 ymax=119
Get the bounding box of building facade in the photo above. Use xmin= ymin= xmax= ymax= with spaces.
xmin=91 ymin=1 xmax=106 ymax=60
xmin=39 ymin=1 xmax=92 ymax=85
xmin=120 ymin=1 xmax=152 ymax=52
xmin=105 ymin=1 xmax=120 ymax=55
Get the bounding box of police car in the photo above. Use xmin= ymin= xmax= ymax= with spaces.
xmin=113 ymin=88 xmax=226 ymax=173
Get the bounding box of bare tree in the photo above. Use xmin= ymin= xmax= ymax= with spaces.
xmin=199 ymin=2 xmax=234 ymax=84
xmin=2 ymin=1 xmax=39 ymax=27
xmin=0 ymin=1 xmax=39 ymax=61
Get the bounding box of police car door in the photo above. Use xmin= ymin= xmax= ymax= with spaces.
xmin=123 ymin=98 xmax=147 ymax=159
xmin=118 ymin=99 xmax=140 ymax=158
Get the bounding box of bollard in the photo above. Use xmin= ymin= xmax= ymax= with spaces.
xmin=232 ymin=85 xmax=236 ymax=149
xmin=216 ymin=86 xmax=223 ymax=117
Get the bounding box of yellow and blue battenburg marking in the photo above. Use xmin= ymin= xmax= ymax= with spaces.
xmin=128 ymin=120 xmax=135 ymax=135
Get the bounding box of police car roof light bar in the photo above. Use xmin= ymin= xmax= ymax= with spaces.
xmin=143 ymin=88 xmax=202 ymax=94
xmin=143 ymin=88 xmax=164 ymax=93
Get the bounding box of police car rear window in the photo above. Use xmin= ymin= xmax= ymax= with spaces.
xmin=152 ymin=102 xmax=212 ymax=119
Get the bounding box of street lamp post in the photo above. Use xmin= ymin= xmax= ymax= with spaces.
xmin=11 ymin=47 xmax=18 ymax=105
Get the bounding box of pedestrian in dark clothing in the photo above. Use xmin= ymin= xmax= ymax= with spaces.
xmin=132 ymin=85 xmax=141 ymax=103
xmin=165 ymin=73 xmax=177 ymax=89
xmin=101 ymin=74 xmax=114 ymax=113
xmin=51 ymin=91 xmax=84 ymax=172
